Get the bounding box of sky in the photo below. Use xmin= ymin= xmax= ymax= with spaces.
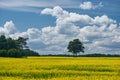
xmin=0 ymin=0 xmax=120 ymax=55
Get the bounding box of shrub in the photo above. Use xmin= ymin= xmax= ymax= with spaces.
xmin=7 ymin=49 xmax=22 ymax=58
xmin=0 ymin=50 xmax=7 ymax=57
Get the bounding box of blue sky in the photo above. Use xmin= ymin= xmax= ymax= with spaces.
xmin=0 ymin=0 xmax=120 ymax=54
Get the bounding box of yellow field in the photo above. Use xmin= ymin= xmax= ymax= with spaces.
xmin=0 ymin=57 xmax=120 ymax=80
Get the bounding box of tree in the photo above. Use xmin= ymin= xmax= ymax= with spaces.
xmin=22 ymin=49 xmax=39 ymax=56
xmin=0 ymin=49 xmax=7 ymax=57
xmin=67 ymin=39 xmax=85 ymax=56
xmin=16 ymin=37 xmax=28 ymax=49
xmin=7 ymin=49 xmax=22 ymax=58
xmin=0 ymin=35 xmax=39 ymax=57
xmin=0 ymin=35 xmax=7 ymax=49
xmin=7 ymin=38 xmax=18 ymax=49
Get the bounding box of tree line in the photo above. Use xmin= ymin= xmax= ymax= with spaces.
xmin=0 ymin=35 xmax=39 ymax=57
xmin=1 ymin=35 xmax=118 ymax=57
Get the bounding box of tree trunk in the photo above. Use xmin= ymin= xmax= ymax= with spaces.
xmin=73 ymin=53 xmax=77 ymax=57
xmin=76 ymin=53 xmax=77 ymax=57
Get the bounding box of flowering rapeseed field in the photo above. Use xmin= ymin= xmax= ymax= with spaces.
xmin=0 ymin=57 xmax=120 ymax=80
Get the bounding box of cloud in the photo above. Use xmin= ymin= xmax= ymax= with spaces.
xmin=0 ymin=6 xmax=120 ymax=55
xmin=0 ymin=20 xmax=17 ymax=36
xmin=79 ymin=1 xmax=103 ymax=10
xmin=0 ymin=0 xmax=79 ymax=12
xmin=36 ymin=6 xmax=120 ymax=54
xmin=41 ymin=6 xmax=93 ymax=36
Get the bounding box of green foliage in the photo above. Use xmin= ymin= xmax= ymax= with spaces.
xmin=16 ymin=37 xmax=28 ymax=49
xmin=0 ymin=35 xmax=7 ymax=49
xmin=7 ymin=49 xmax=22 ymax=58
xmin=0 ymin=35 xmax=39 ymax=57
xmin=67 ymin=39 xmax=85 ymax=56
xmin=0 ymin=50 xmax=7 ymax=57
xmin=18 ymin=49 xmax=39 ymax=57
xmin=7 ymin=38 xmax=18 ymax=49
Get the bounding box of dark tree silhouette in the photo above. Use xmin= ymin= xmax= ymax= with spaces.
xmin=16 ymin=37 xmax=28 ymax=49
xmin=7 ymin=38 xmax=18 ymax=49
xmin=67 ymin=39 xmax=85 ymax=56
xmin=0 ymin=35 xmax=7 ymax=49
xmin=0 ymin=35 xmax=39 ymax=57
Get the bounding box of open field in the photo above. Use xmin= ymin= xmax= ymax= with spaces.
xmin=0 ymin=57 xmax=120 ymax=80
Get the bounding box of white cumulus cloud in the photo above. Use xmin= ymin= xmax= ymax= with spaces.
xmin=0 ymin=6 xmax=120 ymax=55
xmin=79 ymin=1 xmax=103 ymax=10
xmin=0 ymin=20 xmax=17 ymax=37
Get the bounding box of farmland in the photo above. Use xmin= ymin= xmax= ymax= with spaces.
xmin=0 ymin=57 xmax=120 ymax=80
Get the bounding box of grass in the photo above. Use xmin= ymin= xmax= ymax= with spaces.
xmin=0 ymin=57 xmax=120 ymax=80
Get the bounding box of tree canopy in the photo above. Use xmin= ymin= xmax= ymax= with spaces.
xmin=16 ymin=37 xmax=28 ymax=49
xmin=67 ymin=39 xmax=85 ymax=56
xmin=0 ymin=35 xmax=39 ymax=57
xmin=0 ymin=35 xmax=7 ymax=49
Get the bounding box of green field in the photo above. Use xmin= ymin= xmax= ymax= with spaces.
xmin=0 ymin=57 xmax=120 ymax=80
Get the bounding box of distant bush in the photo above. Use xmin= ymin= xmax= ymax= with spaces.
xmin=39 ymin=53 xmax=120 ymax=57
xmin=0 ymin=49 xmax=7 ymax=57
xmin=21 ymin=49 xmax=39 ymax=57
xmin=80 ymin=53 xmax=120 ymax=57
xmin=8 ymin=49 xmax=22 ymax=58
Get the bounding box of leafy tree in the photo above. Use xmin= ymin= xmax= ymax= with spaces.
xmin=67 ymin=39 xmax=85 ymax=56
xmin=0 ymin=35 xmax=7 ymax=49
xmin=7 ymin=38 xmax=18 ymax=49
xmin=16 ymin=37 xmax=28 ymax=49
xmin=0 ymin=49 xmax=7 ymax=57
xmin=0 ymin=35 xmax=39 ymax=57
xmin=22 ymin=49 xmax=39 ymax=56
xmin=7 ymin=49 xmax=22 ymax=58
